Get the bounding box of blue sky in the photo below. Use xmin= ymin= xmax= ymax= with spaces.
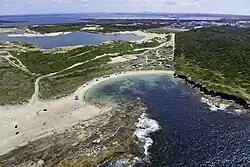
xmin=1 ymin=0 xmax=250 ymax=15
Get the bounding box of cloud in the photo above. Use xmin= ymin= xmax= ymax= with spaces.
xmin=164 ymin=0 xmax=202 ymax=6
xmin=52 ymin=0 xmax=72 ymax=4
xmin=3 ymin=4 xmax=11 ymax=7
xmin=164 ymin=0 xmax=178 ymax=5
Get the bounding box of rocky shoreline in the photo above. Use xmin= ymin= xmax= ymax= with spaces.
xmin=0 ymin=100 xmax=146 ymax=167
xmin=174 ymin=73 xmax=250 ymax=110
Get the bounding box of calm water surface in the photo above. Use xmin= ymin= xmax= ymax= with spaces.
xmin=0 ymin=13 xmax=223 ymax=27
xmin=87 ymin=74 xmax=250 ymax=166
xmin=0 ymin=32 xmax=143 ymax=49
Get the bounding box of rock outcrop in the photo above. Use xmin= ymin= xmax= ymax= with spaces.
xmin=174 ymin=73 xmax=250 ymax=109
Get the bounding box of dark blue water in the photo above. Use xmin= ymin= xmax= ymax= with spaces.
xmin=0 ymin=13 xmax=237 ymax=27
xmin=89 ymin=75 xmax=250 ymax=166
xmin=0 ymin=14 xmax=85 ymax=27
xmin=0 ymin=32 xmax=143 ymax=49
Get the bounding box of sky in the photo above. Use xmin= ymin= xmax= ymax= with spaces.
xmin=1 ymin=0 xmax=250 ymax=15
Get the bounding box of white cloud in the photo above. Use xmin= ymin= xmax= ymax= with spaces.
xmin=163 ymin=0 xmax=203 ymax=6
xmin=3 ymin=4 xmax=11 ymax=7
xmin=52 ymin=0 xmax=73 ymax=4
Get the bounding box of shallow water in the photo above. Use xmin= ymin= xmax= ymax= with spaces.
xmin=86 ymin=74 xmax=163 ymax=105
xmin=87 ymin=74 xmax=250 ymax=166
xmin=0 ymin=32 xmax=143 ymax=49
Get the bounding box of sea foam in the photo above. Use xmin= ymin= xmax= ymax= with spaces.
xmin=201 ymin=97 xmax=229 ymax=111
xmin=134 ymin=112 xmax=160 ymax=156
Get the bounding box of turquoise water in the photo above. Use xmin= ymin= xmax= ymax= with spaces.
xmin=87 ymin=74 xmax=250 ymax=166
xmin=86 ymin=74 xmax=166 ymax=104
xmin=0 ymin=32 xmax=143 ymax=49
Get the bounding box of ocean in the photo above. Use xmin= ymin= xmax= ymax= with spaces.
xmin=87 ymin=74 xmax=250 ymax=166
xmin=0 ymin=13 xmax=234 ymax=27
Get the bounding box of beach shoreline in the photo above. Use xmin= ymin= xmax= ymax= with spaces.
xmin=108 ymin=30 xmax=167 ymax=43
xmin=0 ymin=70 xmax=174 ymax=156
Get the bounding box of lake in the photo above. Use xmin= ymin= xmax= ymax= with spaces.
xmin=87 ymin=74 xmax=250 ymax=166
xmin=0 ymin=31 xmax=143 ymax=49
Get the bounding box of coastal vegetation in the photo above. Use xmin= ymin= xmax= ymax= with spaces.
xmin=12 ymin=40 xmax=160 ymax=75
xmin=29 ymin=25 xmax=84 ymax=33
xmin=27 ymin=20 xmax=172 ymax=34
xmin=26 ymin=18 xmax=198 ymax=34
xmin=0 ymin=59 xmax=34 ymax=105
xmin=0 ymin=31 xmax=170 ymax=104
xmin=175 ymin=27 xmax=250 ymax=105
xmin=28 ymin=24 xmax=138 ymax=33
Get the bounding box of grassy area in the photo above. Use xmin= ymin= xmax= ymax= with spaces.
xmin=39 ymin=65 xmax=117 ymax=99
xmin=0 ymin=31 xmax=164 ymax=104
xmin=148 ymin=28 xmax=189 ymax=34
xmin=28 ymin=24 xmax=140 ymax=34
xmin=0 ymin=63 xmax=34 ymax=105
xmin=35 ymin=38 xmax=163 ymax=98
xmin=13 ymin=40 xmax=160 ymax=75
xmin=175 ymin=27 xmax=250 ymax=101
xmin=28 ymin=25 xmax=84 ymax=33
xmin=88 ymin=26 xmax=138 ymax=33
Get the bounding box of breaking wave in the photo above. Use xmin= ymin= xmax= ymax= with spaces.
xmin=201 ymin=97 xmax=229 ymax=111
xmin=134 ymin=112 xmax=160 ymax=156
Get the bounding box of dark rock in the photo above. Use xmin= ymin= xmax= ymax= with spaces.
xmin=175 ymin=73 xmax=249 ymax=109
xmin=15 ymin=125 xmax=17 ymax=128
xmin=75 ymin=95 xmax=79 ymax=100
xmin=15 ymin=132 xmax=19 ymax=135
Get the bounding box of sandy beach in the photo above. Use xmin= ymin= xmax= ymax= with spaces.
xmin=0 ymin=28 xmax=21 ymax=34
xmin=0 ymin=70 xmax=174 ymax=156
xmin=110 ymin=30 xmax=167 ymax=43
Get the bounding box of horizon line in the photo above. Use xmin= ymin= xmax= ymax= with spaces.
xmin=1 ymin=12 xmax=250 ymax=17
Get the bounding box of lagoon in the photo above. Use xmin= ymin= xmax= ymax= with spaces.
xmin=0 ymin=31 xmax=143 ymax=49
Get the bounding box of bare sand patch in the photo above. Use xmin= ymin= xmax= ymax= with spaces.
xmin=108 ymin=55 xmax=138 ymax=64
xmin=110 ymin=30 xmax=167 ymax=43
